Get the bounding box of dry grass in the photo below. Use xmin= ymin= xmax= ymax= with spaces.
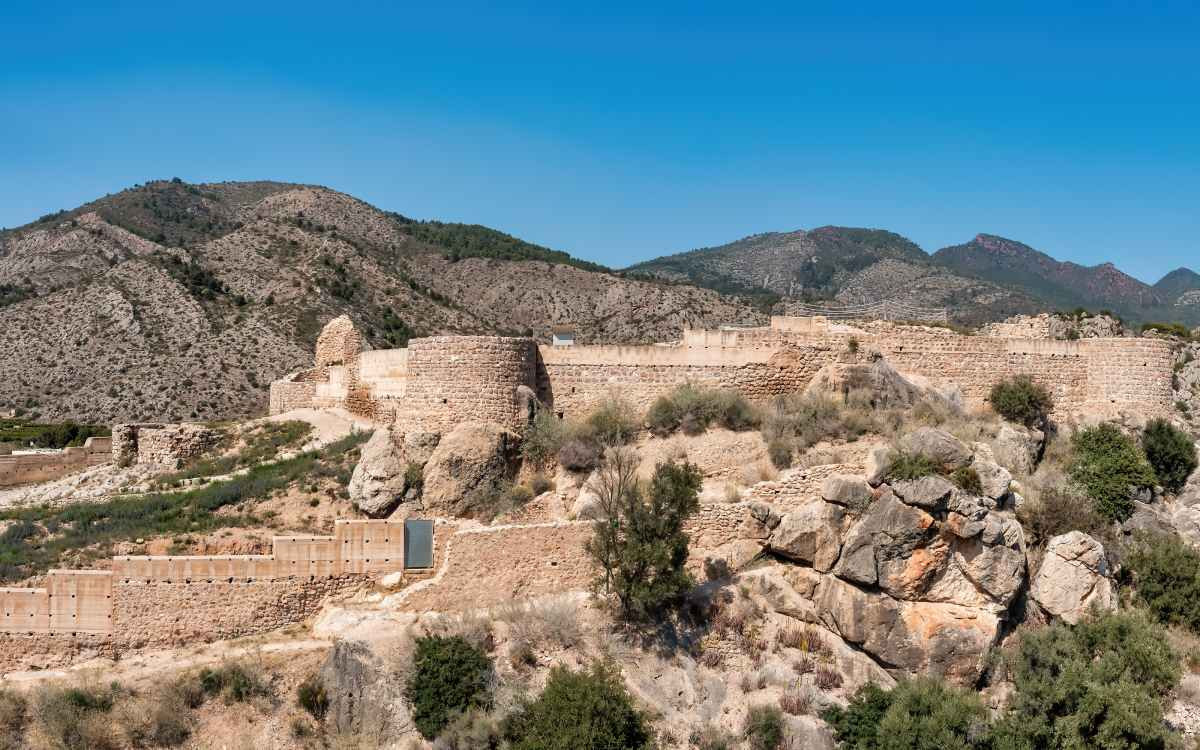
xmin=780 ymin=687 xmax=814 ymax=715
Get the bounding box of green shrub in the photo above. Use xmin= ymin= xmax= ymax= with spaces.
xmin=297 ymin=673 xmax=329 ymax=720
xmin=585 ymin=398 xmax=639 ymax=446
xmin=646 ymin=384 xmax=759 ymax=437
xmin=767 ymin=438 xmax=793 ymax=470
xmin=950 ymin=466 xmax=982 ymax=494
xmin=887 ymin=452 xmax=941 ymax=482
xmin=197 ymin=661 xmax=271 ymax=704
xmin=761 ymin=393 xmax=877 ymax=454
xmin=1015 ymin=486 xmax=1112 ymax=549
xmin=586 ymin=461 xmax=702 ymax=621
xmin=434 ymin=706 xmax=503 ymax=749
xmin=1069 ymin=424 xmax=1156 ymax=522
xmin=502 ymin=662 xmax=653 ymax=750
xmin=522 ymin=410 xmax=569 ymax=464
xmin=743 ymin=704 xmax=786 ymax=750
xmin=1141 ymin=418 xmax=1197 ymax=494
xmin=1125 ymin=533 xmax=1200 ymax=633
xmin=991 ymin=610 xmax=1179 ymax=750
xmin=823 ymin=678 xmax=989 ymax=750
xmin=406 ymin=635 xmax=493 ymax=740
xmin=31 ymin=684 xmax=119 ymax=750
xmin=404 ymin=462 xmax=425 ymax=496
xmin=988 ymin=375 xmax=1053 ymax=427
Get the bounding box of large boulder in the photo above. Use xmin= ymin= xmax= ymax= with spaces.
xmin=864 ymin=446 xmax=894 ymax=487
xmin=897 ymin=427 xmax=971 ymax=471
xmin=770 ymin=499 xmax=848 ymax=572
xmin=832 ymin=492 xmax=941 ymax=597
xmin=891 ymin=475 xmax=955 ymax=510
xmin=348 ymin=429 xmax=410 ymax=517
xmin=320 ymin=639 xmax=414 ymax=742
xmin=989 ymin=424 xmax=1043 ymax=476
xmin=821 ymin=474 xmax=874 ymax=508
xmin=804 ymin=358 xmax=957 ymax=411
xmin=421 ymin=421 xmax=520 ymax=517
xmin=1029 ymin=532 xmax=1116 ymax=624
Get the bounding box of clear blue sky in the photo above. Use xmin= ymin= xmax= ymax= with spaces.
xmin=2 ymin=1 xmax=1197 ymax=282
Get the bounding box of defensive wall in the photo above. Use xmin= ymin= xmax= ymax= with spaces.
xmin=0 ymin=436 xmax=111 ymax=488
xmin=271 ymin=315 xmax=1175 ymax=430
xmin=0 ymin=519 xmax=411 ymax=673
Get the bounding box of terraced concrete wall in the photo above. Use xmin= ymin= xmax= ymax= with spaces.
xmin=0 ymin=520 xmax=405 ymax=643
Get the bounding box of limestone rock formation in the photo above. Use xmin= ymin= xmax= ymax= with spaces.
xmin=970 ymin=443 xmax=1013 ymax=500
xmin=320 ymin=639 xmax=414 ymax=741
xmin=897 ymin=427 xmax=971 ymax=471
xmin=349 ymin=429 xmax=410 ymax=517
xmin=421 ymin=421 xmax=520 ymax=517
xmin=1029 ymin=531 xmax=1116 ymax=624
xmin=988 ymin=423 xmax=1043 ymax=477
xmin=762 ymin=450 xmax=1028 ymax=682
xmin=864 ymin=445 xmax=894 ymax=486
xmin=803 ymin=357 xmax=957 ymax=411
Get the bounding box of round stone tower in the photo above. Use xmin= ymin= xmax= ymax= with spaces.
xmin=396 ymin=336 xmax=538 ymax=433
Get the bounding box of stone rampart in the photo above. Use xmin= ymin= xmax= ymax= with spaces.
xmin=110 ymin=423 xmax=221 ymax=470
xmin=269 ymin=315 xmax=1176 ymax=430
xmin=0 ymin=437 xmax=111 ymax=488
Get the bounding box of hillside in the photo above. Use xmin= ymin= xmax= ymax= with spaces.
xmin=629 ymin=226 xmax=1044 ymax=324
xmin=1155 ymin=267 xmax=1200 ymax=304
xmin=0 ymin=180 xmax=763 ymax=423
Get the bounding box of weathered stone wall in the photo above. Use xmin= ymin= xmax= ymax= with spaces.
xmin=395 ymin=336 xmax=538 ymax=433
xmin=0 ymin=437 xmax=111 ymax=487
xmin=269 ymin=315 xmax=1176 ymax=428
xmin=398 ymin=522 xmax=593 ymax=612
xmin=135 ymin=424 xmax=222 ymax=470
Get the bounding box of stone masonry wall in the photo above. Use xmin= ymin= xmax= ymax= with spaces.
xmin=0 ymin=437 xmax=111 ymax=487
xmin=395 ymin=336 xmax=538 ymax=433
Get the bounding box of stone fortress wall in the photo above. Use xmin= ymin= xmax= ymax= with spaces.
xmin=0 ymin=436 xmax=112 ymax=488
xmin=272 ymin=315 xmax=1175 ymax=428
xmin=0 ymin=520 xmax=410 ymax=671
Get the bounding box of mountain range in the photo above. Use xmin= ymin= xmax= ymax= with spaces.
xmin=1 ymin=179 xmax=1196 ymax=422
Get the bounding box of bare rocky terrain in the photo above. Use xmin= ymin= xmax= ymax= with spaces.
xmin=0 ymin=180 xmax=762 ymax=423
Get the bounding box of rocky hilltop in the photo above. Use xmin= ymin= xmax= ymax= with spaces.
xmin=0 ymin=180 xmax=761 ymax=423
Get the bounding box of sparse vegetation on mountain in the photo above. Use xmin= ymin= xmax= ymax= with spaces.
xmin=1141 ymin=418 xmax=1197 ymax=493
xmin=1069 ymin=423 xmax=1157 ymax=522
xmin=391 ymin=213 xmax=610 ymax=273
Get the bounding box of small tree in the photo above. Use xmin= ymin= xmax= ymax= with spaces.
xmin=1141 ymin=418 xmax=1197 ymax=494
xmin=586 ymin=455 xmax=702 ymax=620
xmin=1125 ymin=532 xmax=1200 ymax=633
xmin=406 ymin=635 xmax=493 ymax=740
xmin=822 ymin=678 xmax=989 ymax=750
xmin=988 ymin=375 xmax=1053 ymax=428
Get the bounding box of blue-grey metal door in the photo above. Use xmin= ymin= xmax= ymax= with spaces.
xmin=404 ymin=519 xmax=434 ymax=569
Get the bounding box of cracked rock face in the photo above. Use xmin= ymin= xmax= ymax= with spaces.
xmin=349 ymin=428 xmax=410 ymax=517
xmin=763 ymin=465 xmax=1027 ymax=683
xmin=1029 ymin=531 xmax=1115 ymax=624
xmin=897 ymin=427 xmax=971 ymax=471
xmin=421 ymin=421 xmax=519 ymax=518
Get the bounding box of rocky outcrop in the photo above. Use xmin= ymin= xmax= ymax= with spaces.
xmin=349 ymin=429 xmax=409 ymax=517
xmin=988 ymin=423 xmax=1043 ymax=477
xmin=897 ymin=427 xmax=971 ymax=471
xmin=804 ymin=357 xmax=958 ymax=411
xmin=421 ymin=421 xmax=519 ymax=517
xmin=760 ymin=441 xmax=1027 ymax=683
xmin=320 ymin=639 xmax=414 ymax=742
xmin=1029 ymin=532 xmax=1116 ymax=624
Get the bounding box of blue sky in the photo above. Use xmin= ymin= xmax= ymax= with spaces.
xmin=2 ymin=1 xmax=1197 ymax=281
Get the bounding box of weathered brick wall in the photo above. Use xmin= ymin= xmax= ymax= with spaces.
xmin=395 ymin=336 xmax=538 ymax=433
